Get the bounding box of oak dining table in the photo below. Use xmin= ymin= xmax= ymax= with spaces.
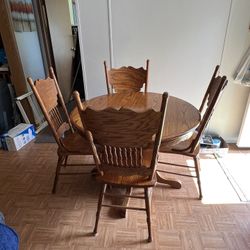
xmin=70 ymin=91 xmax=201 ymax=189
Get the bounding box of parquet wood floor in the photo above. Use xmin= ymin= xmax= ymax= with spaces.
xmin=0 ymin=142 xmax=249 ymax=249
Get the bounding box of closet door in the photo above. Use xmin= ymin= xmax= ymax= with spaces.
xmin=77 ymin=0 xmax=231 ymax=106
xmin=110 ymin=0 xmax=231 ymax=107
xmin=45 ymin=0 xmax=74 ymax=102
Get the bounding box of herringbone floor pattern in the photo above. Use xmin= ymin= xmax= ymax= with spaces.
xmin=0 ymin=142 xmax=249 ymax=249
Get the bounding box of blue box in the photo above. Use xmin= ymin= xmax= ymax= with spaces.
xmin=4 ymin=123 xmax=36 ymax=151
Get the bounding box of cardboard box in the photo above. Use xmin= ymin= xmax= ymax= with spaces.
xmin=4 ymin=123 xmax=36 ymax=151
xmin=200 ymin=137 xmax=228 ymax=157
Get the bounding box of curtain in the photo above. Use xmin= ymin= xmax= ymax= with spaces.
xmin=234 ymin=46 xmax=250 ymax=86
xmin=9 ymin=0 xmax=36 ymax=32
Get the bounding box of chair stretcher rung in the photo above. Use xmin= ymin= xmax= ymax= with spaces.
xmin=104 ymin=192 xmax=145 ymax=199
xmin=59 ymin=172 xmax=92 ymax=175
xmin=157 ymin=169 xmax=197 ymax=178
xmin=158 ymin=161 xmax=195 ymax=169
xmin=102 ymin=204 xmax=146 ymax=211
xmin=60 ymin=163 xmax=96 ymax=166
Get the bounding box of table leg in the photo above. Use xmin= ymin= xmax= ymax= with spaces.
xmin=156 ymin=171 xmax=182 ymax=189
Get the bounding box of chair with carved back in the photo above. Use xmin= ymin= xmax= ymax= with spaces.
xmin=27 ymin=67 xmax=94 ymax=193
xmin=104 ymin=60 xmax=149 ymax=94
xmin=158 ymin=65 xmax=228 ymax=200
xmin=74 ymin=91 xmax=168 ymax=242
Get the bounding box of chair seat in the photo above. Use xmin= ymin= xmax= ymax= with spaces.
xmin=60 ymin=131 xmax=92 ymax=154
xmin=96 ymin=173 xmax=156 ymax=187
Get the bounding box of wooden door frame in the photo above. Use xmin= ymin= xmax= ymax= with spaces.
xmin=32 ymin=0 xmax=56 ymax=76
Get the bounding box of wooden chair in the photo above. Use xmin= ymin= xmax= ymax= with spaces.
xmin=104 ymin=60 xmax=149 ymax=94
xmin=27 ymin=67 xmax=94 ymax=193
xmin=74 ymin=91 xmax=168 ymax=242
xmin=159 ymin=66 xmax=228 ymax=200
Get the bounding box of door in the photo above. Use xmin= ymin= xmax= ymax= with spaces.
xmin=44 ymin=0 xmax=74 ymax=102
xmin=77 ymin=0 xmax=231 ymax=105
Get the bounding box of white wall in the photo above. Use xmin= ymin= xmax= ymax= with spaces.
xmin=207 ymin=0 xmax=250 ymax=142
xmin=68 ymin=0 xmax=74 ymax=25
xmin=15 ymin=31 xmax=45 ymax=124
xmin=15 ymin=32 xmax=45 ymax=82
xmin=77 ymin=0 xmax=250 ymax=142
xmin=237 ymin=94 xmax=250 ymax=146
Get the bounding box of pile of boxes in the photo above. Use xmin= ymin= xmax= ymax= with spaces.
xmin=0 ymin=123 xmax=36 ymax=151
xmin=200 ymin=135 xmax=228 ymax=157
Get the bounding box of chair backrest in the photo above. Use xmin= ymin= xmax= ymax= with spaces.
xmin=27 ymin=67 xmax=73 ymax=147
xmin=190 ymin=66 xmax=228 ymax=152
xmin=104 ymin=60 xmax=149 ymax=94
xmin=199 ymin=65 xmax=220 ymax=114
xmin=74 ymin=91 xmax=168 ymax=179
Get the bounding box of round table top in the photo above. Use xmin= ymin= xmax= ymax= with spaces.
xmin=70 ymin=92 xmax=200 ymax=144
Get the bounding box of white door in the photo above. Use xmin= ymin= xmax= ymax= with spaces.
xmin=77 ymin=0 xmax=231 ymax=107
xmin=45 ymin=0 xmax=74 ymax=102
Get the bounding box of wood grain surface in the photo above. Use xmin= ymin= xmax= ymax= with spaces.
xmin=28 ymin=68 xmax=94 ymax=194
xmin=71 ymin=92 xmax=200 ymax=146
xmin=1 ymin=142 xmax=250 ymax=249
xmin=104 ymin=60 xmax=149 ymax=94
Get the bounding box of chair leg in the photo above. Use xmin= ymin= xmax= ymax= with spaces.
xmin=52 ymin=155 xmax=64 ymax=194
xmin=93 ymin=183 xmax=107 ymax=235
xmin=194 ymin=156 xmax=202 ymax=200
xmin=63 ymin=156 xmax=68 ymax=168
xmin=144 ymin=187 xmax=152 ymax=242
